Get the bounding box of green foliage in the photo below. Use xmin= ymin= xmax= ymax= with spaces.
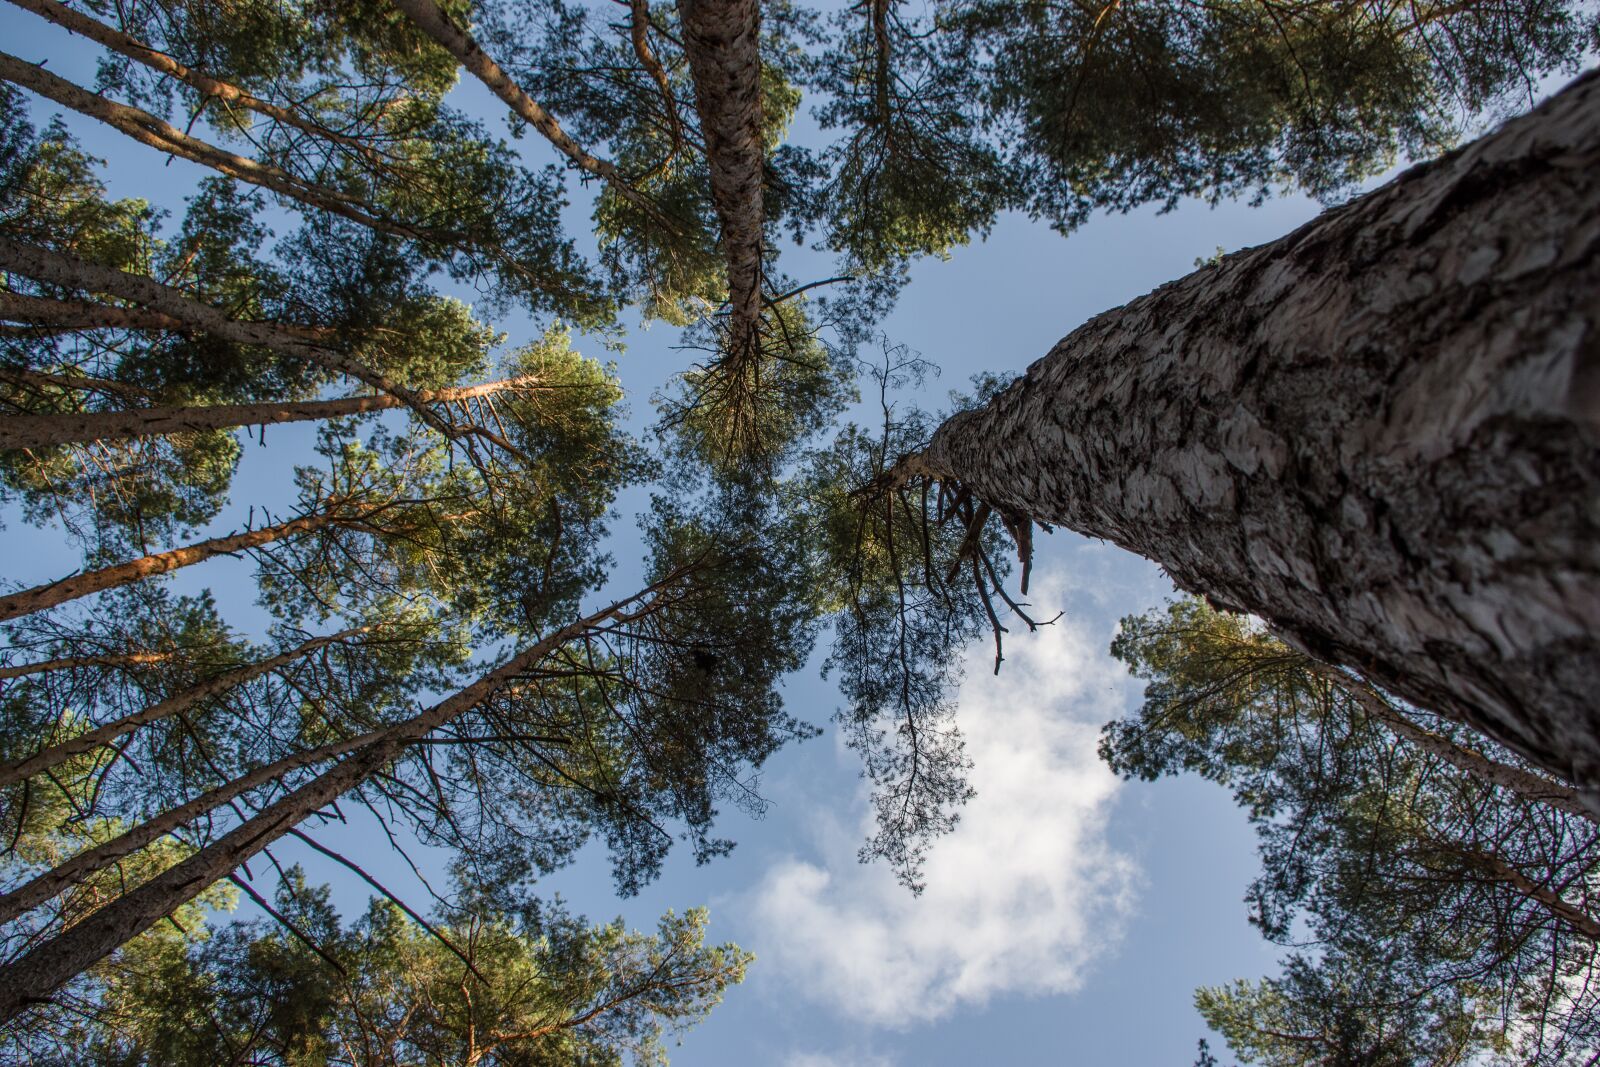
xmin=803 ymin=358 xmax=1031 ymax=890
xmin=0 ymin=115 xmax=512 ymax=540
xmin=1196 ymin=948 xmax=1500 ymax=1067
xmin=808 ymin=0 xmax=1007 ymax=270
xmin=1106 ymin=597 xmax=1600 ymax=1065
xmin=659 ymin=298 xmax=857 ymax=473
xmin=2 ymin=866 xmax=748 ymax=1067
xmin=419 ymin=486 xmax=824 ymax=898
xmin=955 ymin=0 xmax=1598 ymax=231
xmin=5 ymin=0 xmax=1596 ymax=1048
xmin=78 ymin=0 xmax=612 ymax=326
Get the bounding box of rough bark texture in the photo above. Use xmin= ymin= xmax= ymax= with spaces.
xmin=0 ymin=376 xmax=537 ymax=450
xmin=0 ymin=627 xmax=368 ymax=789
xmin=0 ymin=587 xmax=661 ymax=1023
xmin=0 ymin=505 xmax=352 ymax=621
xmin=914 ymin=73 xmax=1600 ymax=802
xmin=677 ymin=0 xmax=765 ymax=353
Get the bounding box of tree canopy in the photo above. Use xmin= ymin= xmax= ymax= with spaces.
xmin=1 ymin=0 xmax=1596 ymax=1057
xmin=1107 ymin=598 xmax=1599 ymax=1065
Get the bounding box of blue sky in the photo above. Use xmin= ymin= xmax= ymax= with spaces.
xmin=3 ymin=5 xmax=1539 ymax=1063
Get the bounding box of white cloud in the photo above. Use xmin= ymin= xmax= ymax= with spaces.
xmin=782 ymin=1052 xmax=898 ymax=1067
xmin=745 ymin=586 xmax=1141 ymax=1026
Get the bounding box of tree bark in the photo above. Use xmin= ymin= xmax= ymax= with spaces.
xmin=630 ymin=0 xmax=684 ymax=164
xmin=0 ymin=723 xmax=398 ymax=928
xmin=0 ymin=376 xmax=541 ymax=451
xmin=903 ymin=73 xmax=1600 ymax=803
xmin=0 ymin=292 xmax=331 ymax=341
xmin=677 ymin=0 xmax=765 ymax=354
xmin=1 ymin=291 xmax=191 ymax=334
xmin=0 ymin=627 xmax=370 ymax=789
xmin=0 ymin=500 xmax=363 ymax=621
xmin=0 ymin=51 xmax=430 ymax=239
xmin=1458 ymin=844 xmax=1600 ymax=941
xmin=0 ymin=581 xmax=673 ymax=1023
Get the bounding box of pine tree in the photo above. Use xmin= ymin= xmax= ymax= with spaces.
xmin=874 ymin=72 xmax=1600 ymax=805
xmin=1105 ymin=596 xmax=1600 ymax=1064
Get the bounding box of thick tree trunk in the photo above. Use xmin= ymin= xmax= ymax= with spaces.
xmin=0 ymin=583 xmax=668 ymax=1023
xmin=907 ymin=73 xmax=1600 ymax=802
xmin=0 ymin=501 xmax=360 ymax=621
xmin=0 ymin=376 xmax=539 ymax=450
xmin=677 ymin=0 xmax=765 ymax=353
xmin=0 ymin=627 xmax=369 ymax=789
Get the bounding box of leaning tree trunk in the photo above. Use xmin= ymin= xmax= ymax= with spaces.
xmin=0 ymin=721 xmax=398 ymax=928
xmin=677 ymin=0 xmax=765 ymax=355
xmin=0 ymin=649 xmax=173 ymax=681
xmin=0 ymin=375 xmax=540 ymax=451
xmin=0 ymin=580 xmax=672 ymax=1024
xmin=390 ymin=0 xmax=655 ymax=216
xmin=0 ymin=237 xmax=481 ymax=447
xmin=1312 ymin=665 xmax=1597 ymax=824
xmin=0 ymin=500 xmax=362 ymax=621
xmin=0 ymin=626 xmax=369 ymax=789
xmin=0 ymin=50 xmax=440 ymax=247
xmin=905 ymin=72 xmax=1600 ymax=803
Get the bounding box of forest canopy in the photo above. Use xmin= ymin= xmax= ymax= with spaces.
xmin=0 ymin=0 xmax=1595 ymax=1062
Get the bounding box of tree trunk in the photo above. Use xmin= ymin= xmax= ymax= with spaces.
xmin=903 ymin=73 xmax=1600 ymax=803
xmin=0 ymin=366 xmax=156 ymax=403
xmin=0 ymin=237 xmax=467 ymax=444
xmin=0 ymin=51 xmax=443 ymax=247
xmin=1 ymin=291 xmax=190 ymax=334
xmin=0 ymin=582 xmax=670 ymax=1023
xmin=0 ymin=650 xmax=172 ymax=681
xmin=0 ymin=292 xmax=330 ymax=341
xmin=677 ymin=0 xmax=765 ymax=354
xmin=0 ymin=376 xmax=540 ymax=450
xmin=0 ymin=723 xmax=398 ymax=928
xmin=1459 ymin=844 xmax=1600 ymax=941
xmin=0 ymin=627 xmax=369 ymax=789
xmin=6 ymin=0 xmax=388 ymax=167
xmin=0 ymin=501 xmax=360 ymax=621
xmin=1312 ymin=664 xmax=1598 ymax=824
xmin=389 ymin=0 xmax=656 ymax=217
